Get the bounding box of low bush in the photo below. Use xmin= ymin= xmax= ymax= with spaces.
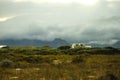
xmin=72 ymin=56 xmax=85 ymax=63
xmin=0 ymin=59 xmax=14 ymax=68
xmin=57 ymin=45 xmax=71 ymax=50
xmin=98 ymin=73 xmax=118 ymax=80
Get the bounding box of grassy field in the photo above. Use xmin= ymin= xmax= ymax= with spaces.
xmin=0 ymin=47 xmax=120 ymax=80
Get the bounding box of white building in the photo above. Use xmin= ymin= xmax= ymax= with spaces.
xmin=71 ymin=43 xmax=92 ymax=48
xmin=84 ymin=45 xmax=92 ymax=48
xmin=0 ymin=45 xmax=8 ymax=48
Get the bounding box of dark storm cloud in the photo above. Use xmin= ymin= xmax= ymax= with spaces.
xmin=0 ymin=0 xmax=120 ymax=43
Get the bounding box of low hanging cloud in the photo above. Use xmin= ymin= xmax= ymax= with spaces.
xmin=0 ymin=0 xmax=120 ymax=43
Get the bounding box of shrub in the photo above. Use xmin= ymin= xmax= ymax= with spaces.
xmin=72 ymin=56 xmax=84 ymax=63
xmin=57 ymin=46 xmax=71 ymax=50
xmin=98 ymin=73 xmax=118 ymax=80
xmin=0 ymin=59 xmax=14 ymax=68
xmin=104 ymin=46 xmax=115 ymax=49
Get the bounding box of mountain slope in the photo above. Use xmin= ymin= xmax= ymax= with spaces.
xmin=112 ymin=41 xmax=120 ymax=48
xmin=0 ymin=38 xmax=69 ymax=47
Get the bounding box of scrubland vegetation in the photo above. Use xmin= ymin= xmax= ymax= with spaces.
xmin=0 ymin=46 xmax=120 ymax=80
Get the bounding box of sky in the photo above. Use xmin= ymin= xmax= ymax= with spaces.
xmin=0 ymin=0 xmax=120 ymax=44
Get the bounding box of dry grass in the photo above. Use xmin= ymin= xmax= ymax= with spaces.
xmin=0 ymin=54 xmax=120 ymax=80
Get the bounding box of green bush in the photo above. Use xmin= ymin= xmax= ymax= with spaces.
xmin=0 ymin=59 xmax=14 ymax=68
xmin=57 ymin=45 xmax=71 ymax=50
xmin=72 ymin=56 xmax=84 ymax=63
xmin=98 ymin=73 xmax=118 ymax=80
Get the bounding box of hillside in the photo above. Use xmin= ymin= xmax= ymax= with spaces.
xmin=0 ymin=38 xmax=69 ymax=47
xmin=113 ymin=41 xmax=120 ymax=48
xmin=0 ymin=47 xmax=120 ymax=80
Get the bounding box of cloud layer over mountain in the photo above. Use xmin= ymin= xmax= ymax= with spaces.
xmin=0 ymin=0 xmax=120 ymax=43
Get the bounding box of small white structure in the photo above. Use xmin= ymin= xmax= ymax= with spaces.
xmin=71 ymin=43 xmax=92 ymax=49
xmin=71 ymin=43 xmax=84 ymax=48
xmin=84 ymin=45 xmax=92 ymax=48
xmin=0 ymin=45 xmax=8 ymax=49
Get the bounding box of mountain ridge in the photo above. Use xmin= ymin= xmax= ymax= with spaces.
xmin=0 ymin=38 xmax=120 ymax=48
xmin=0 ymin=38 xmax=69 ymax=48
